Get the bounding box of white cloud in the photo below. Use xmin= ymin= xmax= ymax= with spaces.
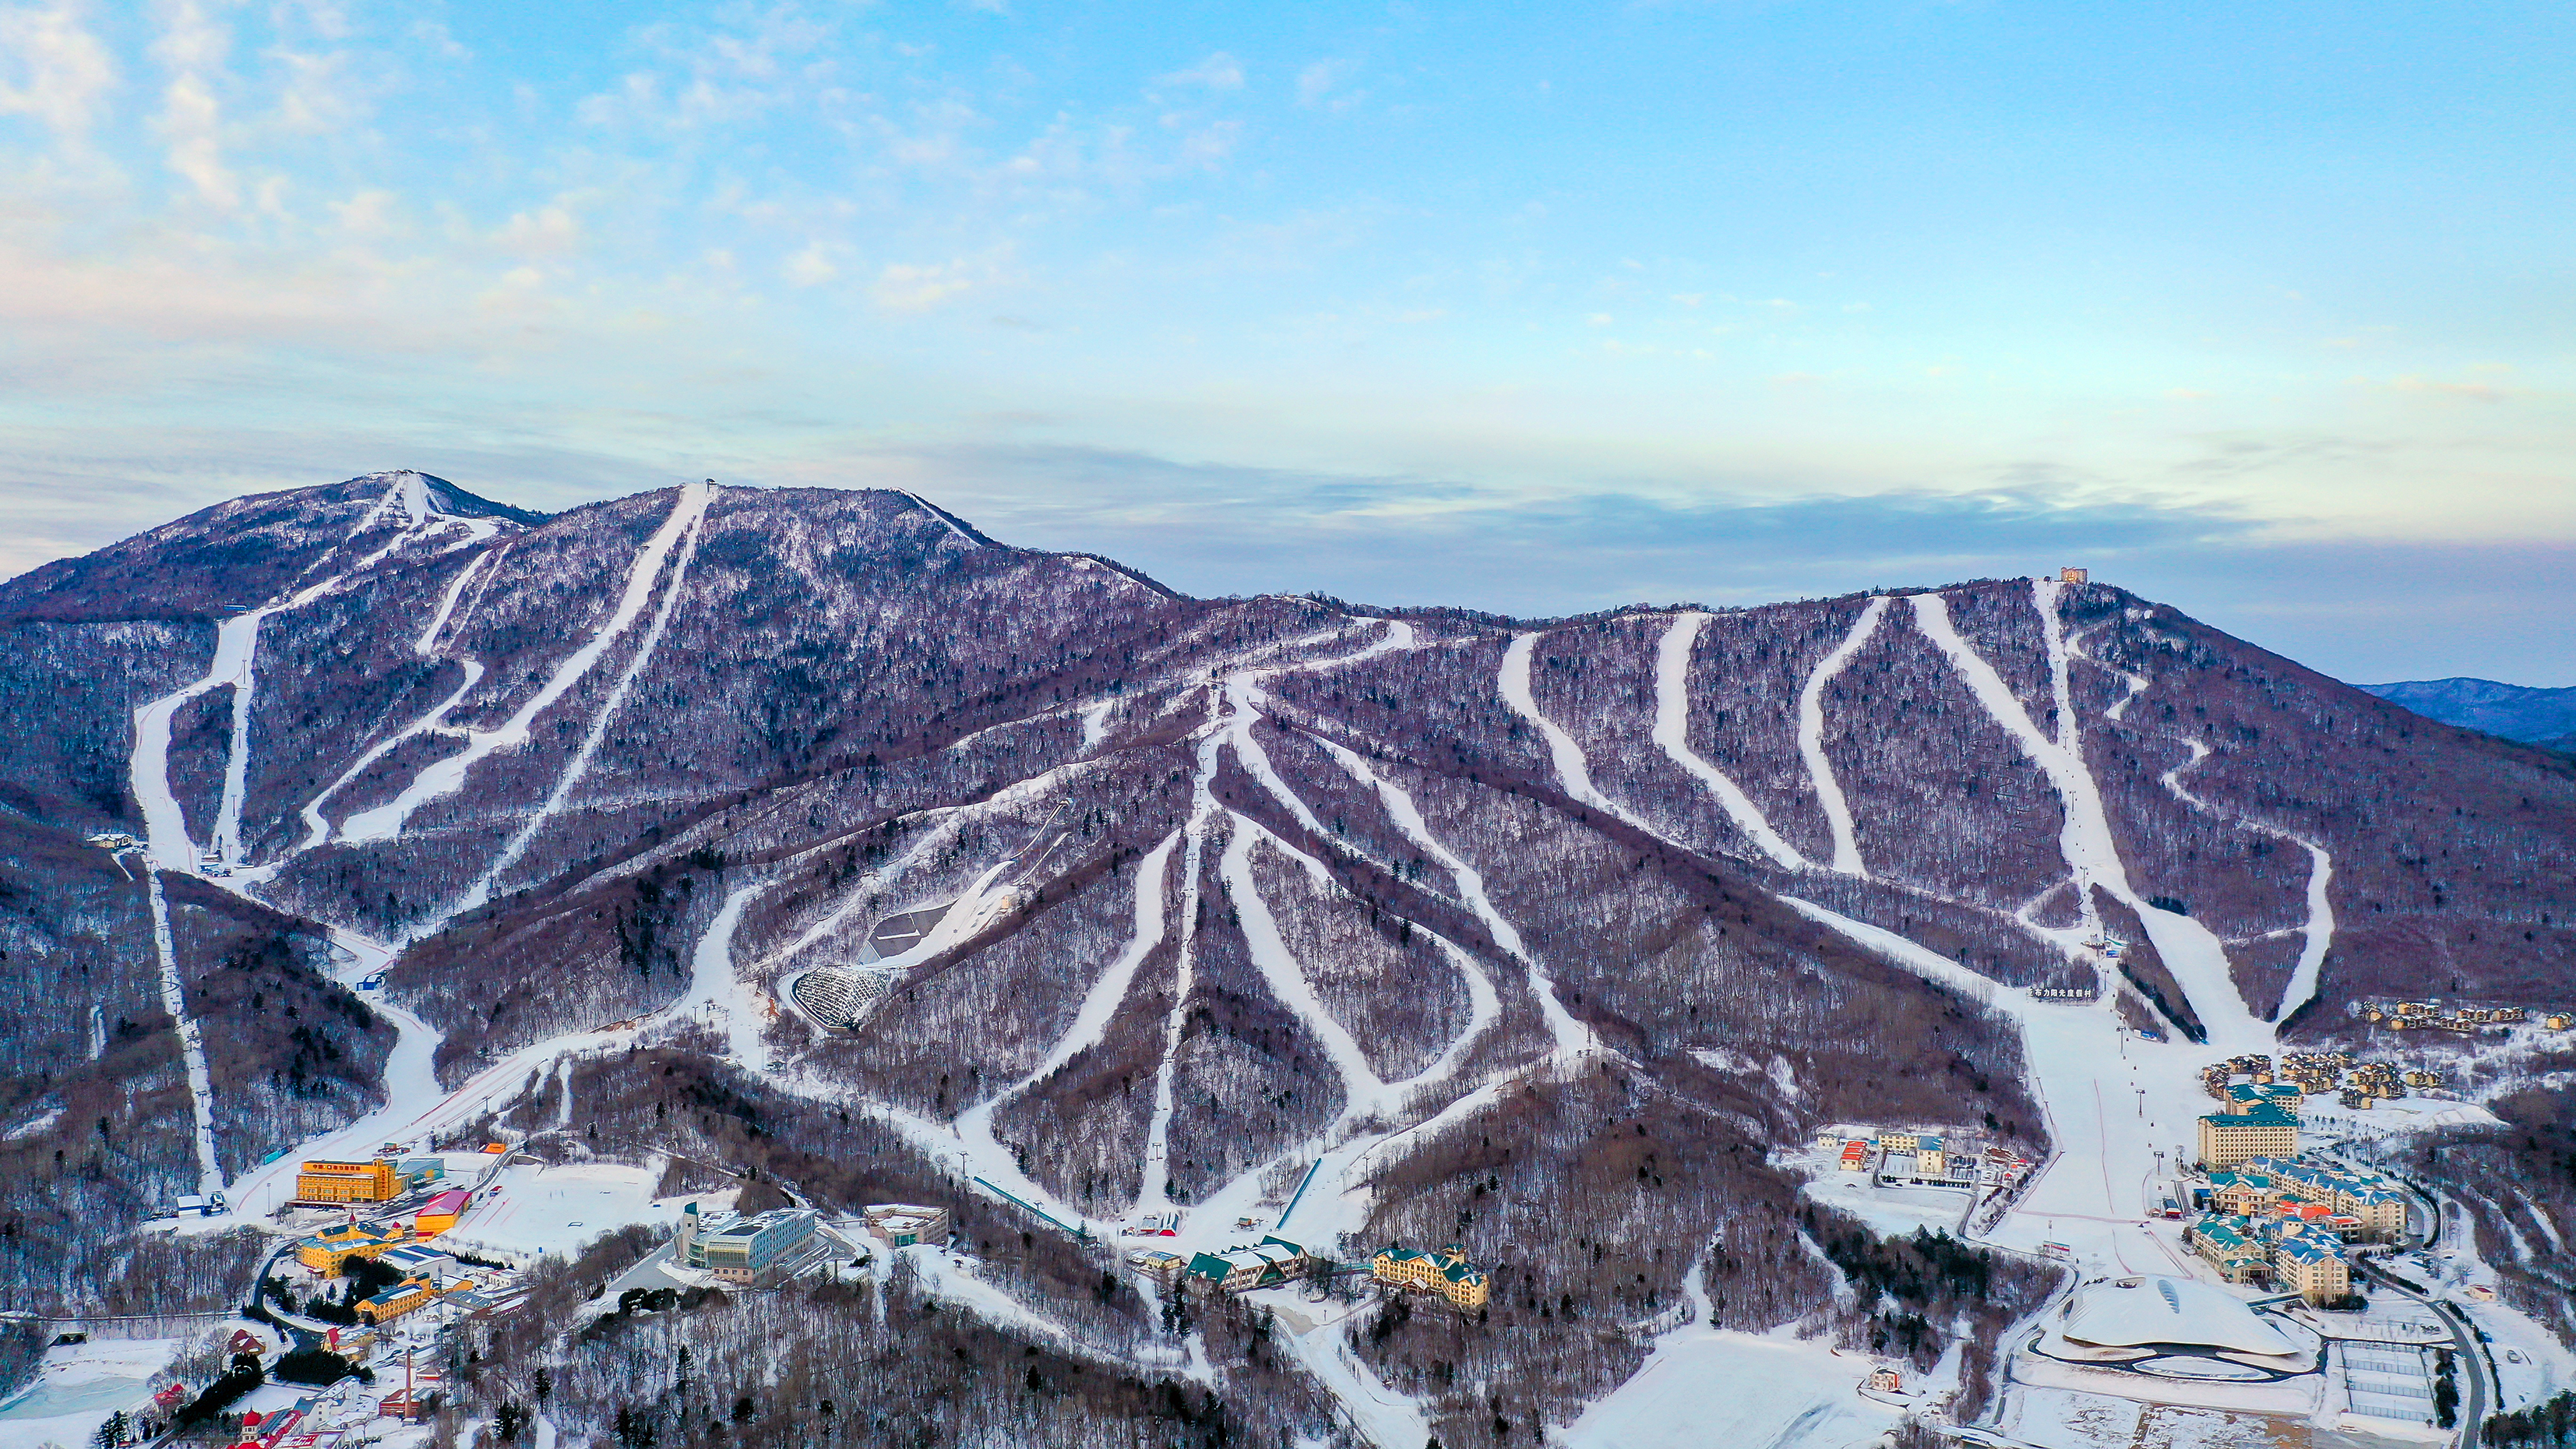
xmin=872 ymin=249 xmax=1016 ymax=312
xmin=1296 ymin=58 xmax=1360 ymax=109
xmin=0 ymin=0 xmax=117 ymax=142
xmin=150 ymin=0 xmax=235 ymax=209
xmin=784 ymin=241 xmax=840 ymax=287
xmin=1157 ymin=51 xmax=1242 ymax=91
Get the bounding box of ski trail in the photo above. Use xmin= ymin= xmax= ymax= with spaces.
xmin=1912 ymin=583 xmax=2262 ymax=1047
xmin=1223 ymin=616 xmax=1417 ymax=833
xmin=132 ymin=476 xmax=424 ymax=873
xmin=144 ymin=866 xmax=224 ymax=1194
xmin=951 ymin=832 xmax=1179 ymax=1221
xmin=1306 ymin=735 xmax=1589 ymax=1059
xmin=1002 ymin=832 xmax=1178 ymax=1094
xmin=902 ymin=492 xmax=984 ymax=548
xmin=288 ymin=549 xmax=499 ymax=857
xmin=458 ymin=493 xmax=713 ymax=914
xmin=2161 ymin=739 xmax=2338 ymax=1022
xmin=1652 ymin=612 xmax=1806 ymax=869
xmin=1499 ymin=631 xmax=1646 ymax=827
xmin=213 ymin=479 xmax=455 ymax=867
xmin=674 ymin=884 xmax=770 ymax=1071
xmin=2066 ymin=623 xmax=2149 ymax=723
xmin=760 ymin=761 xmax=1107 ymax=969
xmin=1137 ymin=735 xmax=1221 ymax=1211
xmin=1228 ymin=816 xmax=1509 ymax=1112
xmin=340 ymin=483 xmax=711 ymax=846
xmin=1795 ymin=597 xmax=1885 ymax=876
xmin=1078 ymin=700 xmax=1114 ymax=752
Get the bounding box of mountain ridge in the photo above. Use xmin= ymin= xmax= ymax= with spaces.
xmin=2 ymin=471 xmax=2570 ymax=1444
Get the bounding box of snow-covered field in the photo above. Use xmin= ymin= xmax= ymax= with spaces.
xmin=0 ymin=1338 xmax=177 ymax=1449
xmin=1560 ymin=1325 xmax=1901 ymax=1449
xmin=439 ymin=1162 xmax=670 ymax=1265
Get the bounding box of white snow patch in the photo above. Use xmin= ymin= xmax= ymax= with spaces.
xmin=1795 ymin=597 xmax=1887 ymax=876
xmin=340 ymin=483 xmax=712 ymax=848
xmin=1654 ymin=611 xmax=1806 ymax=869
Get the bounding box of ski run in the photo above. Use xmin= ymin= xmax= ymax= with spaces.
xmin=92 ymin=521 xmax=2540 ymax=1449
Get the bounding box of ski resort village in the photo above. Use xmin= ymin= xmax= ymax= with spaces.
xmin=2 ymin=474 xmax=2574 ymax=1449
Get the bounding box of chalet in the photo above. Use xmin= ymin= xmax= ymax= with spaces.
xmin=1371 ymin=1241 xmax=1491 ymax=1312
xmin=1186 ymin=1236 xmax=1309 ymax=1293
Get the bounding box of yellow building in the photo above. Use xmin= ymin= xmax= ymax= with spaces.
xmin=297 ymin=1158 xmax=398 ymax=1204
xmin=1876 ymin=1130 xmax=1920 ymax=1153
xmin=1371 ymin=1243 xmax=1491 ymax=1313
xmin=2197 ymin=1107 xmax=2296 ymax=1169
xmin=296 ymin=1222 xmax=411 ymax=1274
xmin=356 ymin=1276 xmax=452 ymax=1325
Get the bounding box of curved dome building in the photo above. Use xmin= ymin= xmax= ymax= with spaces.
xmin=2046 ymin=1276 xmax=2309 ymax=1373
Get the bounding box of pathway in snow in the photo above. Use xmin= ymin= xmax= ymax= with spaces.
xmin=671 ymin=884 xmax=772 ymax=1072
xmin=286 ymin=548 xmax=499 ymax=858
xmin=947 ymin=832 xmax=1179 ymax=1232
xmin=1499 ymin=630 xmax=1648 ymax=829
xmin=457 ymin=492 xmax=714 ymax=914
xmin=1911 ymin=583 xmax=2264 ymax=1049
xmin=1794 ymin=597 xmax=1886 ymax=876
xmin=1652 ymin=612 xmax=1806 ymax=869
xmin=1137 ymin=732 xmax=1223 ymax=1211
xmin=1270 ymin=1299 xmax=1434 ymax=1449
xmin=2158 ymin=739 xmax=2337 ymax=1023
xmin=1306 ymin=735 xmax=1590 ymax=1059
xmin=143 ymin=866 xmax=224 ymax=1196
xmin=338 ymin=482 xmax=713 ymax=849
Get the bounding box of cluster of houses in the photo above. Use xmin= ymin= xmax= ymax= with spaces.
xmin=2208 ymin=1047 xmax=2467 ymax=1115
xmin=2363 ymin=1001 xmax=2567 ymax=1034
xmin=2181 ymin=1057 xmax=2413 ymax=1307
xmin=1820 ymin=1127 xmax=2017 ymax=1191
xmin=1125 ymin=1235 xmax=1493 ymax=1315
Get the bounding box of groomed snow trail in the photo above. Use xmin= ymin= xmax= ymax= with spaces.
xmin=1653 ymin=612 xmax=1806 ymax=869
xmin=339 ymin=482 xmax=713 ymax=847
xmin=2161 ymin=739 xmax=2338 ymax=1023
xmin=1911 ymin=584 xmax=2264 ymax=1049
xmin=674 ymin=884 xmax=770 ymax=1071
xmin=999 ymin=832 xmax=1178 ymax=1095
xmin=457 ymin=490 xmax=713 ymax=915
xmin=945 ymin=835 xmax=1182 ymax=1229
xmin=1306 ymin=735 xmax=1589 ymax=1059
xmin=1795 ymin=597 xmax=1886 ymax=876
xmin=288 ymin=548 xmax=499 ymax=857
xmin=1499 ymin=631 xmax=1647 ymax=828
xmin=1136 ymin=731 xmax=1223 ymax=1211
xmin=1222 ymin=821 xmax=1404 ymax=1116
xmin=143 ymin=866 xmax=224 ymax=1195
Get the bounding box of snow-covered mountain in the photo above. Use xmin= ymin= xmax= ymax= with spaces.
xmin=3 ymin=472 xmax=2571 ymax=1443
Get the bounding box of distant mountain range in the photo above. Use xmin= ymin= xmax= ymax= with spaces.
xmin=2359 ymin=677 xmax=2576 ymax=751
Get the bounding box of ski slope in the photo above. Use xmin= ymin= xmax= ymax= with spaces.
xmin=460 ymin=488 xmax=713 ymax=912
xmin=1795 ymin=597 xmax=1886 ymax=876
xmin=1912 ymin=585 xmax=2262 ymax=1049
xmin=1499 ymin=630 xmax=1647 ymax=828
xmin=288 ymin=548 xmax=498 ymax=858
xmin=143 ymin=866 xmax=224 ymax=1195
xmin=339 ymin=482 xmax=713 ymax=849
xmin=2159 ymin=738 xmax=2338 ymax=1024
xmin=1653 ymin=611 xmax=1806 ymax=869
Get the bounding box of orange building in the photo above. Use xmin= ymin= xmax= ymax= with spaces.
xmin=297 ymin=1158 xmax=398 ymax=1204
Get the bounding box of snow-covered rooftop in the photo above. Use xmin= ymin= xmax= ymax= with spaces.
xmin=2060 ymin=1276 xmax=2296 ymax=1357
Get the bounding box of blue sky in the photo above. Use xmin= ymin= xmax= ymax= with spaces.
xmin=2 ymin=1 xmax=2569 ymax=681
